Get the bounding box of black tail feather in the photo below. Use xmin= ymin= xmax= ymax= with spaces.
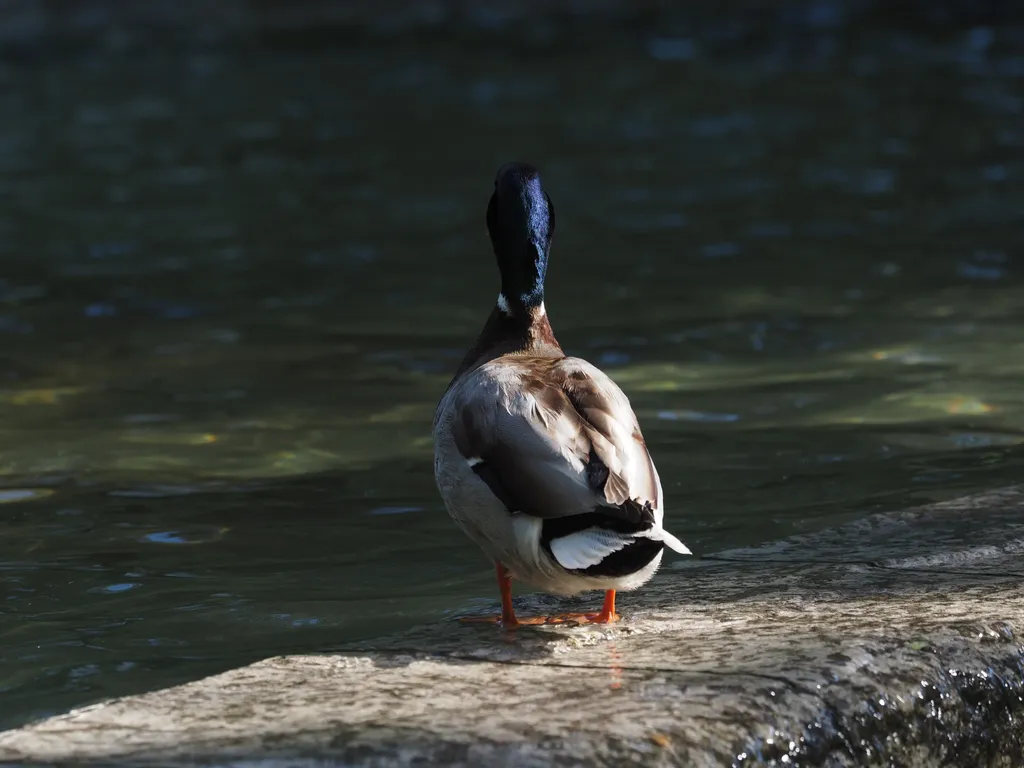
xmin=579 ymin=538 xmax=663 ymax=578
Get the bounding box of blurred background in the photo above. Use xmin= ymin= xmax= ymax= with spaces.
xmin=1 ymin=0 xmax=1023 ymax=729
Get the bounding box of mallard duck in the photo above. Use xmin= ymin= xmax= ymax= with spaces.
xmin=433 ymin=161 xmax=690 ymax=627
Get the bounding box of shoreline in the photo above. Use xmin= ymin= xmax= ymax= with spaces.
xmin=2 ymin=487 xmax=1022 ymax=766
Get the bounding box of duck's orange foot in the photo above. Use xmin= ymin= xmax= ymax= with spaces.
xmin=458 ymin=614 xmax=573 ymax=627
xmin=586 ymin=589 xmax=620 ymax=624
xmin=541 ymin=611 xmax=621 ymax=625
xmin=586 ymin=609 xmax=621 ymax=624
xmin=459 ymin=611 xmax=619 ymax=627
xmin=462 ymin=573 xmax=622 ymax=628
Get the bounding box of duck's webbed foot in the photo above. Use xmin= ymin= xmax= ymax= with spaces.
xmin=459 ymin=573 xmax=621 ymax=628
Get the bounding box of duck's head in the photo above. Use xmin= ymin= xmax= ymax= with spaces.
xmin=486 ymin=161 xmax=555 ymax=315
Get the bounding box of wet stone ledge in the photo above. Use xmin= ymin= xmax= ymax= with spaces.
xmin=1 ymin=487 xmax=1022 ymax=767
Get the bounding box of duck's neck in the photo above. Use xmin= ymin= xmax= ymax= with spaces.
xmin=453 ymin=299 xmax=563 ymax=379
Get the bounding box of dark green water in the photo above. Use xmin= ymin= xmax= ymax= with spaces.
xmin=2 ymin=9 xmax=1023 ymax=729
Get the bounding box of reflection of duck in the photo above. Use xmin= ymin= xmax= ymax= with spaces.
xmin=432 ymin=162 xmax=690 ymax=627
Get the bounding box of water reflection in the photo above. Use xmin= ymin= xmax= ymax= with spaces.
xmin=1 ymin=0 xmax=1022 ymax=731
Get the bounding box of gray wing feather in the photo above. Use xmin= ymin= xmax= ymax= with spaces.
xmin=451 ymin=357 xmax=660 ymax=521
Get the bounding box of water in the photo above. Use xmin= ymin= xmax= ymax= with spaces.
xmin=2 ymin=4 xmax=1024 ymax=729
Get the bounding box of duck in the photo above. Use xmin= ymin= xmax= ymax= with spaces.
xmin=432 ymin=161 xmax=690 ymax=627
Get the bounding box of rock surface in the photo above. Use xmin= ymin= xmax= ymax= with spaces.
xmin=2 ymin=488 xmax=1023 ymax=767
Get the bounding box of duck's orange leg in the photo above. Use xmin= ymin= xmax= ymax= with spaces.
xmin=496 ymin=560 xmax=518 ymax=625
xmin=460 ymin=561 xmax=527 ymax=627
xmin=587 ymin=589 xmax=621 ymax=624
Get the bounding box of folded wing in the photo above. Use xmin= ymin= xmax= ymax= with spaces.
xmin=453 ymin=357 xmax=659 ymax=523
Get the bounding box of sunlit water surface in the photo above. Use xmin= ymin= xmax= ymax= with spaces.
xmin=1 ymin=10 xmax=1023 ymax=728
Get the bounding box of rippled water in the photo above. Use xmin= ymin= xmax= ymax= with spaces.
xmin=2 ymin=5 xmax=1023 ymax=728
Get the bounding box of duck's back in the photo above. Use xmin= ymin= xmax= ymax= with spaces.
xmin=433 ymin=355 xmax=663 ymax=530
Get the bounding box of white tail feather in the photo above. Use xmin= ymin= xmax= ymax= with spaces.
xmin=550 ymin=529 xmax=630 ymax=570
xmin=636 ymin=526 xmax=692 ymax=555
xmin=550 ymin=525 xmax=691 ymax=570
